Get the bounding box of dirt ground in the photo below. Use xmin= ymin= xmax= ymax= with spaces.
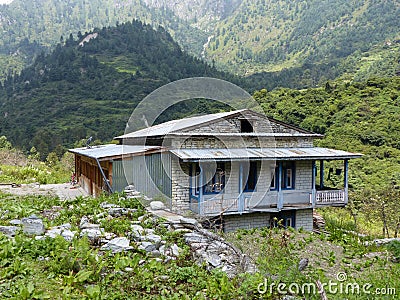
xmin=0 ymin=183 xmax=88 ymax=200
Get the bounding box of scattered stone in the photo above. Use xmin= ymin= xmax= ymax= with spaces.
xmin=171 ymin=244 xmax=181 ymax=257
xmin=9 ymin=219 xmax=22 ymax=226
xmin=365 ymin=238 xmax=400 ymax=246
xmin=45 ymin=223 xmax=75 ymax=241
xmin=79 ymin=216 xmax=90 ymax=229
xmin=149 ymin=201 xmax=165 ymax=210
xmin=138 ymin=241 xmax=157 ymax=252
xmin=179 ymin=217 xmax=200 ymax=229
xmin=124 ymin=184 xmax=135 ymax=191
xmin=100 ymin=237 xmax=133 ymax=253
xmin=100 ymin=202 xmax=119 ymax=209
xmin=204 ymin=253 xmax=221 ymax=267
xmin=184 ymin=232 xmax=209 ymax=244
xmin=108 ymin=207 xmax=128 ymax=217
xmin=21 ymin=215 xmax=45 ymax=235
xmin=138 ymin=215 xmax=146 ymax=222
xmin=144 ymin=234 xmax=162 ymax=244
xmin=41 ymin=206 xmax=63 ymax=220
xmin=125 ymin=267 xmax=134 ymax=272
xmin=80 ymin=227 xmax=103 ymax=243
xmin=0 ymin=225 xmax=20 ymax=237
xmin=298 ymin=258 xmax=309 ymax=271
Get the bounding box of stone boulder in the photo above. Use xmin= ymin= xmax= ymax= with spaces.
xmin=21 ymin=215 xmax=45 ymax=235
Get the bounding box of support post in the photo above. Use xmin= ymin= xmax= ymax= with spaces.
xmin=199 ymin=163 xmax=204 ymax=215
xmin=312 ymin=160 xmax=316 ymax=208
xmin=319 ymin=160 xmax=324 ymax=189
xmin=238 ymin=162 xmax=244 ymax=213
xmin=344 ymin=159 xmax=349 ymax=205
xmin=277 ymin=162 xmax=283 ymax=211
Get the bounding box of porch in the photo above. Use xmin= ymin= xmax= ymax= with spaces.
xmin=189 ymin=189 xmax=346 ymax=216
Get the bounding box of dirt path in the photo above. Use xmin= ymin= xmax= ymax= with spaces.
xmin=0 ymin=183 xmax=88 ymax=200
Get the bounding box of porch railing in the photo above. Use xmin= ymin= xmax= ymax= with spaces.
xmin=315 ymin=189 xmax=345 ymax=205
xmin=201 ymin=197 xmax=239 ymax=215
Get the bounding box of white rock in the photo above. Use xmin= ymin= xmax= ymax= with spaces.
xmin=100 ymin=237 xmax=133 ymax=253
xmin=0 ymin=225 xmax=20 ymax=236
xmin=149 ymin=201 xmax=165 ymax=210
xmin=22 ymin=215 xmax=45 ymax=235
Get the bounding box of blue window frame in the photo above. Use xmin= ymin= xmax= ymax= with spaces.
xmin=282 ymin=161 xmax=295 ymax=189
xmin=203 ymin=162 xmax=225 ymax=194
xmin=244 ymin=161 xmax=258 ymax=192
xmin=189 ymin=163 xmax=200 ymax=198
xmin=270 ymin=162 xmax=295 ymax=190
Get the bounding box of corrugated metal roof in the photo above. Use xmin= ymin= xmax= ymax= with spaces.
xmin=69 ymin=144 xmax=161 ymax=160
xmin=170 ymin=147 xmax=363 ymax=161
xmin=115 ymin=110 xmax=247 ymax=139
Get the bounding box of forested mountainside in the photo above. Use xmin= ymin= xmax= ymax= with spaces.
xmin=0 ymin=21 xmax=235 ymax=158
xmin=1 ymin=0 xmax=399 ymax=88
xmin=205 ymin=0 xmax=400 ymax=75
xmin=0 ymin=0 xmax=208 ymax=81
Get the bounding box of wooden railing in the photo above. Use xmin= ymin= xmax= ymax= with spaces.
xmin=315 ymin=190 xmax=345 ymax=205
xmin=190 ymin=189 xmax=347 ymax=215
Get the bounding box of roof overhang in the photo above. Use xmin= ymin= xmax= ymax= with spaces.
xmin=68 ymin=144 xmax=163 ymax=161
xmin=170 ymin=147 xmax=363 ymax=162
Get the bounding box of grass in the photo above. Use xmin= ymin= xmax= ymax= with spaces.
xmin=0 ymin=189 xmax=398 ymax=299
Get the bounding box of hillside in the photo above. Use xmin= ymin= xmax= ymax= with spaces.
xmin=1 ymin=0 xmax=399 ymax=88
xmin=0 ymin=0 xmax=208 ymax=81
xmin=254 ymin=76 xmax=400 ymax=197
xmin=0 ymin=20 xmax=235 ymax=158
xmin=205 ymin=0 xmax=400 ymax=76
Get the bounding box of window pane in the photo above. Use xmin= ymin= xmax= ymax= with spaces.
xmin=286 ymin=168 xmax=292 ymax=188
xmin=245 ymin=161 xmax=257 ymax=191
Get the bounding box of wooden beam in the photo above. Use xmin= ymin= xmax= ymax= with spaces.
xmin=312 ymin=160 xmax=316 ymax=208
xmin=277 ymin=162 xmax=283 ymax=211
xmin=319 ymin=160 xmax=324 ymax=189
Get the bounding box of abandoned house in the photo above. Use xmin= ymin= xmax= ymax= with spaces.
xmin=69 ymin=109 xmax=362 ymax=232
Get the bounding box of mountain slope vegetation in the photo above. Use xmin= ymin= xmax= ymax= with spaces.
xmin=0 ymin=0 xmax=208 ymax=80
xmin=205 ymin=0 xmax=400 ymax=76
xmin=0 ymin=20 xmax=234 ymax=157
xmin=1 ymin=0 xmax=399 ymax=88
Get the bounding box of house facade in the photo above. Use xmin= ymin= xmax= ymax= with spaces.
xmin=70 ymin=109 xmax=362 ymax=232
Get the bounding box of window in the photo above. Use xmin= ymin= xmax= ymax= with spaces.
xmin=270 ymin=162 xmax=295 ymax=190
xmin=240 ymin=119 xmax=253 ymax=133
xmin=270 ymin=172 xmax=276 ymax=190
xmin=189 ymin=163 xmax=200 ymax=197
xmin=204 ymin=162 xmax=225 ymax=194
xmin=270 ymin=211 xmax=296 ymax=229
xmin=282 ymin=162 xmax=295 ymax=189
xmin=244 ymin=161 xmax=258 ymax=192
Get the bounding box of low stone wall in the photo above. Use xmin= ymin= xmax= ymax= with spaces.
xmin=223 ymin=208 xmax=314 ymax=232
xmin=295 ymin=209 xmax=313 ymax=231
xmin=223 ymin=212 xmax=271 ymax=232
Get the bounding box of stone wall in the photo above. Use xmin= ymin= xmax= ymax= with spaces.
xmin=295 ymin=161 xmax=312 ymax=190
xmin=180 ymin=110 xmax=307 ymax=135
xmin=170 ymin=158 xmax=190 ymax=214
xmin=223 ymin=209 xmax=314 ymax=232
xmin=171 ymin=136 xmax=314 ymax=149
xmin=223 ymin=212 xmax=271 ymax=232
xmin=295 ymin=209 xmax=313 ymax=231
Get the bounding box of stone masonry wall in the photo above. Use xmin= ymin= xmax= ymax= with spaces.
xmin=170 ymin=158 xmax=190 ymax=214
xmin=171 ymin=137 xmax=314 ymax=149
xmin=295 ymin=209 xmax=313 ymax=231
xmin=181 ymin=111 xmax=308 ymax=135
xmin=224 ymin=212 xmax=271 ymax=232
xmin=295 ymin=161 xmax=313 ymax=190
